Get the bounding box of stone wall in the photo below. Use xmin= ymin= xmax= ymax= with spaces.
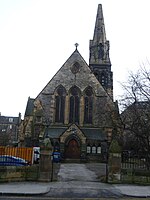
xmin=0 ymin=162 xmax=60 ymax=183
xmin=0 ymin=165 xmax=39 ymax=182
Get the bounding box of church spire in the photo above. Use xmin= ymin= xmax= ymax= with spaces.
xmin=93 ymin=4 xmax=106 ymax=44
xmin=89 ymin=4 xmax=113 ymax=99
xmin=89 ymin=4 xmax=110 ymax=65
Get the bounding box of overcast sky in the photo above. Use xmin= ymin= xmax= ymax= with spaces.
xmin=0 ymin=0 xmax=150 ymax=117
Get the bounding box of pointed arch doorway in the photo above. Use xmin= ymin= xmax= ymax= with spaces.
xmin=65 ymin=139 xmax=80 ymax=159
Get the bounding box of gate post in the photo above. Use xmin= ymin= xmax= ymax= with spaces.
xmin=39 ymin=137 xmax=53 ymax=182
xmin=108 ymin=140 xmax=122 ymax=183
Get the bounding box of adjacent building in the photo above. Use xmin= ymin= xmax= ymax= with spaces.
xmin=0 ymin=113 xmax=21 ymax=146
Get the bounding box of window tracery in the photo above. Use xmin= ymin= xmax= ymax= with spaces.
xmin=71 ymin=62 xmax=80 ymax=74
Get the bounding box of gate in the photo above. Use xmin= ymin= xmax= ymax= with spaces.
xmin=121 ymin=151 xmax=150 ymax=184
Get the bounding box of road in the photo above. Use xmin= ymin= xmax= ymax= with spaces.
xmin=1 ymin=197 xmax=150 ymax=200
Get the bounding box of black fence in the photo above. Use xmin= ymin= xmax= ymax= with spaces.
xmin=122 ymin=151 xmax=149 ymax=169
xmin=121 ymin=151 xmax=150 ymax=184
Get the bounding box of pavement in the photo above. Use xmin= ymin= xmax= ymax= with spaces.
xmin=0 ymin=163 xmax=150 ymax=198
xmin=0 ymin=181 xmax=150 ymax=198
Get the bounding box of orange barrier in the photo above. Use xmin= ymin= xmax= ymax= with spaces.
xmin=0 ymin=147 xmax=33 ymax=164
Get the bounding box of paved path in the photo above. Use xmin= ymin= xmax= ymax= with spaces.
xmin=45 ymin=163 xmax=122 ymax=198
xmin=58 ymin=163 xmax=98 ymax=182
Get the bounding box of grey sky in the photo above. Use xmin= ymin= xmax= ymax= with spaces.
xmin=0 ymin=0 xmax=150 ymax=117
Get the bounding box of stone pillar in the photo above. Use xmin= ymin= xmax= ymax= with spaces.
xmin=108 ymin=153 xmax=121 ymax=183
xmin=80 ymin=96 xmax=84 ymax=126
xmin=39 ymin=137 xmax=53 ymax=182
xmin=64 ymin=95 xmax=69 ymax=124
xmin=39 ymin=148 xmax=52 ymax=182
xmin=50 ymin=95 xmax=55 ymax=123
xmin=108 ymin=140 xmax=122 ymax=183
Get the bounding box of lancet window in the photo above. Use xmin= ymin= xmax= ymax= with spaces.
xmin=55 ymin=85 xmax=66 ymax=123
xmin=101 ymin=72 xmax=108 ymax=87
xmin=69 ymin=86 xmax=80 ymax=123
xmin=84 ymin=86 xmax=93 ymax=124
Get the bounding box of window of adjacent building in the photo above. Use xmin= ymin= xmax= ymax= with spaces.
xmin=9 ymin=118 xmax=13 ymax=122
xmin=55 ymin=86 xmax=66 ymax=123
xmin=69 ymin=86 xmax=80 ymax=123
xmin=84 ymin=86 xmax=93 ymax=124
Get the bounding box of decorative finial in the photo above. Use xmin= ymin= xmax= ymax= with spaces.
xmin=75 ymin=43 xmax=79 ymax=50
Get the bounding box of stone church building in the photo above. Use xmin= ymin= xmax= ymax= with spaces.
xmin=19 ymin=4 xmax=119 ymax=161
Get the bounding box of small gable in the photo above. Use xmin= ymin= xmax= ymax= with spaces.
xmin=25 ymin=97 xmax=34 ymax=116
xmin=60 ymin=124 xmax=86 ymax=144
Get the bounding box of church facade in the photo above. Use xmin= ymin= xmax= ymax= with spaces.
xmin=19 ymin=4 xmax=118 ymax=161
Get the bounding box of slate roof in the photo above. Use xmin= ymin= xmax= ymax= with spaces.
xmin=46 ymin=127 xmax=107 ymax=141
xmin=0 ymin=116 xmax=20 ymax=125
xmin=46 ymin=128 xmax=67 ymax=138
xmin=82 ymin=128 xmax=107 ymax=140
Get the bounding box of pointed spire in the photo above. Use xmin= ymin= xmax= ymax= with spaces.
xmin=89 ymin=4 xmax=110 ymax=65
xmin=93 ymin=4 xmax=106 ymax=44
xmin=89 ymin=4 xmax=113 ymax=99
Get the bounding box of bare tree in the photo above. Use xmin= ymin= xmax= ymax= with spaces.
xmin=120 ymin=67 xmax=150 ymax=168
xmin=0 ymin=132 xmax=10 ymax=146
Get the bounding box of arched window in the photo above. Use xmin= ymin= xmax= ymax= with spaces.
xmin=84 ymin=86 xmax=93 ymax=124
xmin=69 ymin=86 xmax=80 ymax=123
xmin=55 ymin=86 xmax=66 ymax=123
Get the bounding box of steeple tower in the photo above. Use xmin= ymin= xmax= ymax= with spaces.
xmin=89 ymin=4 xmax=113 ymax=99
